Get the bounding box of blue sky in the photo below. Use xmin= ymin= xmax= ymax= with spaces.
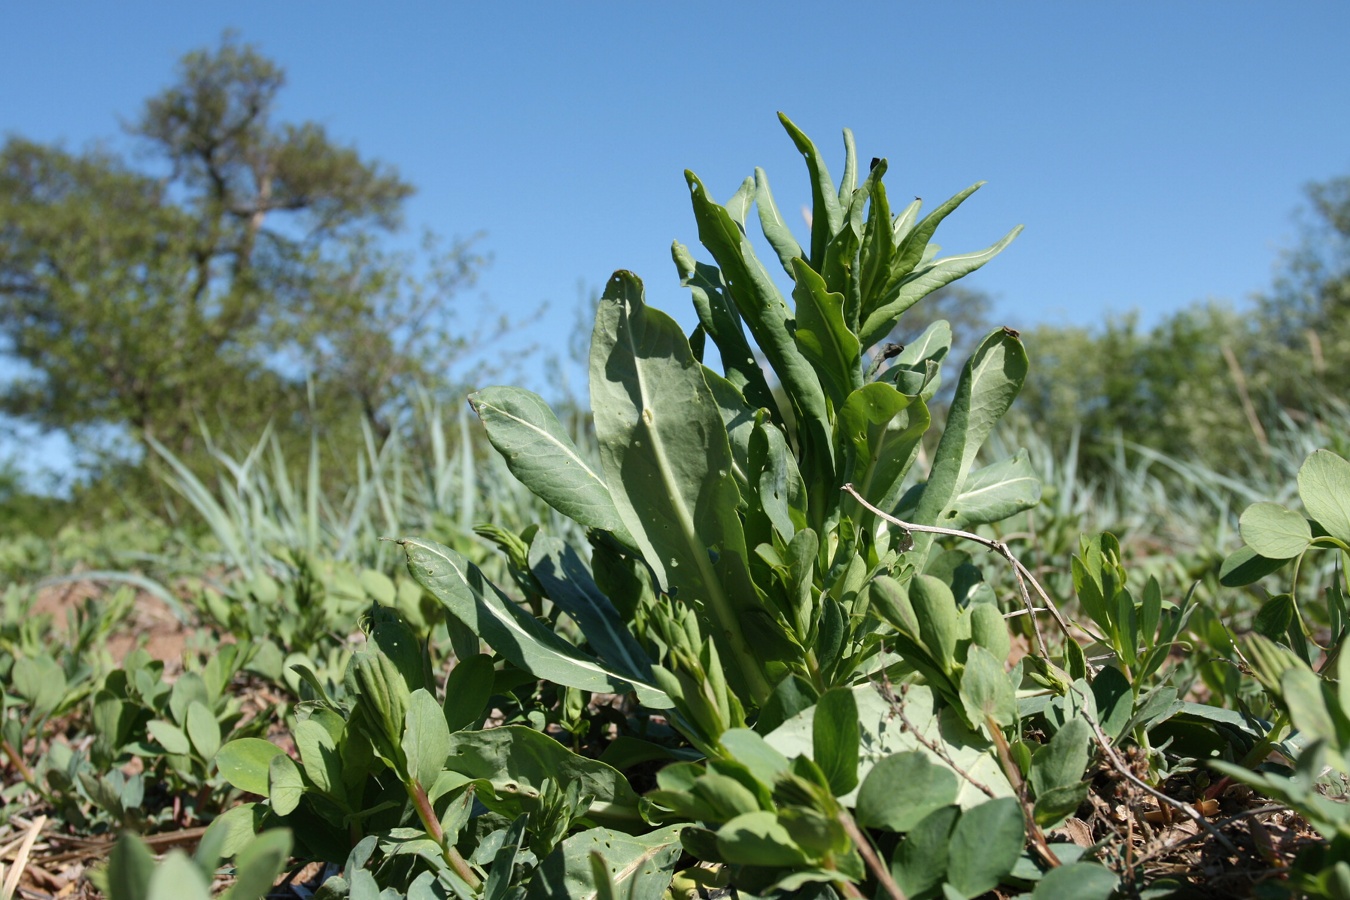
xmin=3 ymin=4 xmax=1349 ymax=482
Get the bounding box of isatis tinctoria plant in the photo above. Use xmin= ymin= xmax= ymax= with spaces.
xmin=398 ymin=113 xmax=1039 ymax=893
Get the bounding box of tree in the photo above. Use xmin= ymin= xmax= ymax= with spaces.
xmin=0 ymin=35 xmax=483 ymax=480
xmin=1254 ymin=174 xmax=1350 ymax=408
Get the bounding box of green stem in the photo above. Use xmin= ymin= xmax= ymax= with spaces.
xmin=1238 ymin=711 xmax=1290 ymax=770
xmin=406 ymin=780 xmax=481 ymax=890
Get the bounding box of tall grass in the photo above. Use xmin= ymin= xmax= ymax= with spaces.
xmin=151 ymin=391 xmax=589 ymax=585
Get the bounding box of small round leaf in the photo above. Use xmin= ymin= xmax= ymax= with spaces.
xmin=1239 ymin=502 xmax=1311 ymax=560
xmin=1299 ymin=450 xmax=1350 ymax=545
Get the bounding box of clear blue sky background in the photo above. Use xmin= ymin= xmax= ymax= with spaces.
xmin=2 ymin=4 xmax=1348 ymax=483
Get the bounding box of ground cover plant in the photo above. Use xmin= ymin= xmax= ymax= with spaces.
xmin=3 ymin=114 xmax=1349 ymax=899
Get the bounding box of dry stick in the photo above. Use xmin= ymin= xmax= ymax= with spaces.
xmin=1071 ymin=689 xmax=1241 ymax=858
xmin=1131 ymin=804 xmax=1285 ymax=870
xmin=1 ymin=814 xmax=45 ymax=900
xmin=984 ymin=716 xmax=1062 ymax=870
xmin=843 ymin=484 xmax=1073 ymax=656
xmin=1221 ymin=344 xmax=1269 ymax=455
xmin=837 ymin=811 xmax=908 ymax=900
xmin=0 ymin=738 xmax=34 ymax=788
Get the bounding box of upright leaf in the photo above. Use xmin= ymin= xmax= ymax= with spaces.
xmin=685 ymin=173 xmax=835 ymax=509
xmin=813 ymin=687 xmax=860 ymax=796
xmin=790 ymin=259 xmax=862 ymax=410
xmin=778 ymin=112 xmax=843 ymax=270
xmin=1298 ymin=450 xmax=1350 ymax=544
xmin=589 ymin=271 xmax=781 ymax=703
xmin=908 ymin=328 xmax=1028 ymax=565
xmin=470 ymin=386 xmax=631 ymax=542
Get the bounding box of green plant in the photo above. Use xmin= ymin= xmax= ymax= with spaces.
xmin=216 ymin=605 xmax=684 ymax=896
xmin=389 ymin=113 xmax=1061 ymax=897
xmin=99 ymin=826 xmax=292 ymax=900
xmin=1206 ymin=448 xmax=1350 ymax=896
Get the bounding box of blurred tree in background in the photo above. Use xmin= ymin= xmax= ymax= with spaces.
xmin=0 ymin=35 xmax=485 ymax=503
xmin=1012 ymin=172 xmax=1350 ymax=477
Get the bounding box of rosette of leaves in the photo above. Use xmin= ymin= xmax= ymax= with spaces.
xmin=402 ymin=113 xmax=1036 ymax=746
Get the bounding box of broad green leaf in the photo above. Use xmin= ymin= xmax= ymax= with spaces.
xmin=1220 ymin=545 xmax=1289 ymax=586
xmin=911 ymin=574 xmax=959 ymax=674
xmin=222 ymin=829 xmax=293 ymax=900
xmin=444 ymin=725 xmax=641 ymax=824
xmin=146 ymin=850 xmax=210 ymax=900
xmin=890 ymin=806 xmax=958 ymax=898
xmin=1253 ymin=594 xmax=1295 ymax=641
xmin=716 ymin=810 xmax=811 ymax=867
xmin=791 ymin=259 xmax=862 ymax=410
xmin=1299 ymin=450 xmax=1350 ymax=544
xmin=525 ymin=824 xmax=685 ymax=900
xmin=970 ymin=602 xmax=1012 ymax=661
xmin=530 ymin=537 xmax=655 ymax=686
xmin=1033 ymin=783 xmax=1091 ymax=828
xmin=292 ymin=717 xmax=342 ymax=799
xmin=702 ymin=367 xmax=757 ymax=497
xmin=765 ymin=683 xmax=1013 ymax=809
xmin=1090 ymin=666 xmax=1133 ymax=742
xmin=813 ymin=687 xmax=860 ymax=796
xmin=185 ymin=701 xmax=221 ymax=761
xmin=855 ymin=751 xmax=959 ymax=832
xmin=720 ymin=728 xmax=790 ymax=788
xmin=200 ymin=803 xmax=260 ymax=860
xmin=857 ymin=162 xmax=894 ymax=317
xmin=835 ymin=382 xmax=928 ymax=513
xmin=589 ymin=270 xmax=781 ymax=703
xmin=1029 ymin=717 xmax=1092 ymax=797
xmin=402 ymin=688 xmax=452 ymax=789
xmin=861 ymin=225 xmax=1022 ymax=350
xmin=12 ymin=655 xmax=66 ymax=718
xmin=960 ymin=645 xmax=1017 ymax=729
xmin=748 ymin=415 xmax=808 ymax=546
xmin=892 ymin=318 xmax=953 ymax=375
xmin=470 ymin=386 xmax=630 ymax=540
xmin=169 ymin=672 xmax=209 ymax=725
xmin=267 ymin=753 xmax=304 ymax=816
xmin=107 ymin=833 xmax=156 ymax=900
xmin=147 ymin=719 xmax=192 ymax=756
xmin=1282 ymin=667 xmax=1337 ymax=743
xmin=909 ymin=328 xmax=1028 ymax=566
xmin=946 ymin=797 xmax=1024 ymax=898
xmin=1031 ymin=862 xmax=1119 ymax=900
xmin=443 ymin=653 xmax=495 ymax=733
xmin=947 ymin=449 xmax=1042 ymax=530
xmin=691 ymin=771 xmax=762 ymax=821
xmin=778 ymin=112 xmax=843 ymax=270
xmin=216 ymin=739 xmax=285 ymax=796
xmin=1240 ymin=501 xmax=1312 ymax=559
xmin=402 ymin=537 xmax=669 ymax=707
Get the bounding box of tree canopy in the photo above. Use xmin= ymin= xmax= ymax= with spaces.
xmin=0 ymin=35 xmax=483 ymax=484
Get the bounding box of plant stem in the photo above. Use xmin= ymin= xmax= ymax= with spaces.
xmin=985 ymin=715 xmax=1060 ymax=870
xmin=837 ymin=809 xmax=907 ymax=900
xmin=406 ymin=781 xmax=481 ymax=889
xmin=1 ymin=736 xmax=35 ymax=787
